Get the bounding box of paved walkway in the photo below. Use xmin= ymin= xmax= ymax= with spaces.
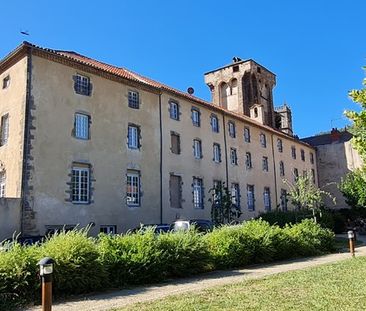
xmin=27 ymin=238 xmax=366 ymax=311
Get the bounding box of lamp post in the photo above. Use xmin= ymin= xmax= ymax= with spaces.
xmin=38 ymin=257 xmax=54 ymax=311
xmin=347 ymin=230 xmax=355 ymax=257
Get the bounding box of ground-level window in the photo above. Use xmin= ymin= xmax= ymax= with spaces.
xmin=72 ymin=164 xmax=90 ymax=203
xmin=247 ymin=184 xmax=255 ymax=211
xmin=100 ymin=225 xmax=117 ymax=234
xmin=127 ymin=170 xmax=140 ymax=206
xmin=193 ymin=177 xmax=204 ymax=209
xmin=263 ymin=187 xmax=271 ymax=211
xmin=170 ymin=174 xmax=182 ymax=209
xmin=231 ymin=183 xmax=240 ymax=209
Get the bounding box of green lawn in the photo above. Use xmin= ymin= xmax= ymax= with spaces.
xmin=115 ymin=257 xmax=366 ymax=311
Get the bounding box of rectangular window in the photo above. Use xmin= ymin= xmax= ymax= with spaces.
xmin=0 ymin=172 xmax=5 ymax=198
xmin=263 ymin=187 xmax=271 ymax=211
xmin=74 ymin=74 xmax=91 ymax=96
xmin=228 ymin=121 xmax=236 ymax=138
xmin=211 ymin=114 xmax=219 ymax=133
xmin=169 ymin=101 xmax=180 ymax=120
xmin=247 ymin=184 xmax=255 ymax=211
xmin=193 ymin=139 xmax=202 ymax=159
xmin=231 ymin=183 xmax=240 ymax=209
xmin=230 ymin=148 xmax=238 ymax=165
xmin=170 ymin=174 xmax=182 ymax=208
xmin=128 ymin=90 xmax=139 ymax=109
xmin=100 ymin=225 xmax=117 ymax=234
xmin=310 ymin=152 xmax=314 ymax=164
xmin=291 ymin=146 xmax=296 ymax=159
xmin=311 ymin=169 xmax=316 ymax=184
xmin=128 ymin=124 xmax=140 ymax=149
xmin=191 ymin=108 xmax=200 ymax=127
xmin=262 ymin=156 xmax=268 ymax=172
xmin=277 ymin=138 xmax=283 ymax=153
xmin=72 ymin=165 xmax=90 ymax=204
xmin=244 ymin=127 xmax=251 ymax=143
xmin=293 ymin=168 xmax=299 ymax=182
xmin=0 ymin=114 xmax=9 ymax=146
xmin=212 ymin=180 xmax=222 ymax=205
xmin=2 ymin=75 xmax=10 ymax=89
xmin=301 ymin=149 xmax=305 ymax=161
xmin=74 ymin=113 xmax=90 ymax=139
xmin=260 ymin=133 xmax=267 ymax=148
xmin=171 ymin=132 xmax=181 ymax=154
xmin=245 ymin=152 xmax=252 ymax=169
xmin=127 ymin=170 xmax=140 ymax=206
xmin=280 ymin=189 xmax=287 ymax=211
xmin=213 ymin=143 xmax=221 ymax=163
xmin=279 ymin=161 xmax=285 ymax=177
xmin=193 ymin=177 xmax=204 ymax=209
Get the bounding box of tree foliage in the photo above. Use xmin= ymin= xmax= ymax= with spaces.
xmin=344 ymin=67 xmax=366 ymax=161
xmin=209 ymin=183 xmax=242 ymax=225
xmin=339 ymin=168 xmax=366 ymax=209
xmin=283 ymin=173 xmax=335 ymax=214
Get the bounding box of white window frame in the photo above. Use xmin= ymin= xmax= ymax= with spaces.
xmin=193 ymin=139 xmax=202 ymax=159
xmin=244 ymin=127 xmax=251 ymax=143
xmin=74 ymin=113 xmax=89 ymax=139
xmin=128 ymin=125 xmax=139 ymax=149
xmin=0 ymin=172 xmax=5 ymax=198
xmin=263 ymin=187 xmax=271 ymax=211
xmin=0 ymin=114 xmax=9 ymax=146
xmin=72 ymin=166 xmax=90 ymax=204
xmin=192 ymin=108 xmax=200 ymax=127
xmin=213 ymin=143 xmax=221 ymax=163
xmin=169 ymin=101 xmax=179 ymax=120
xmin=127 ymin=171 xmax=140 ymax=207
xmin=211 ymin=115 xmax=219 ymax=133
xmin=245 ymin=152 xmax=252 ymax=169
xmin=193 ymin=177 xmax=204 ymax=209
xmin=260 ymin=133 xmax=267 ymax=148
xmin=228 ymin=121 xmax=236 ymax=138
xmin=128 ymin=90 xmax=139 ymax=109
xmin=247 ymin=184 xmax=255 ymax=211
xmin=230 ymin=148 xmax=238 ymax=165
xmin=75 ymin=74 xmax=90 ymax=95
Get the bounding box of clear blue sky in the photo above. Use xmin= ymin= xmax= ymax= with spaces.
xmin=1 ymin=0 xmax=365 ymax=137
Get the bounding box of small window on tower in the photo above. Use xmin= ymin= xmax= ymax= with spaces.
xmin=233 ymin=65 xmax=239 ymax=72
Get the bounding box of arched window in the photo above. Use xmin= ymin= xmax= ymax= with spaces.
xmin=230 ymin=78 xmax=238 ymax=95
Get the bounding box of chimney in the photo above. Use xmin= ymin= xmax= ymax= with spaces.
xmin=330 ymin=128 xmax=341 ymax=142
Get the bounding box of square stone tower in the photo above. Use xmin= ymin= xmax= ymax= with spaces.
xmin=204 ymin=57 xmax=276 ymax=127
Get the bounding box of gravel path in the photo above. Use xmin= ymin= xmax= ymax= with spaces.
xmin=27 ymin=238 xmax=366 ymax=311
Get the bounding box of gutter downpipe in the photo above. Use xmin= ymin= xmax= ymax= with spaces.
xmin=159 ymin=93 xmax=163 ymax=224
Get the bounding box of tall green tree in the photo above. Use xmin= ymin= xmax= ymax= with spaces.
xmin=339 ymin=168 xmax=366 ymax=209
xmin=344 ymin=67 xmax=366 ymax=160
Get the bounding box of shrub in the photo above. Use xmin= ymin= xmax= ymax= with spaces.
xmin=39 ymin=229 xmax=106 ymax=295
xmin=98 ymin=229 xmax=165 ymax=286
xmin=0 ymin=242 xmax=39 ymax=310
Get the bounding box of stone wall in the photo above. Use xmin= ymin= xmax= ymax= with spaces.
xmin=0 ymin=198 xmax=22 ymax=241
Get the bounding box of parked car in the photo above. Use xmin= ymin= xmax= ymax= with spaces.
xmin=171 ymin=219 xmax=213 ymax=233
xmin=131 ymin=224 xmax=171 ymax=234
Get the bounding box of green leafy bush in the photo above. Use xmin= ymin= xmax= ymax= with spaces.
xmin=39 ymin=229 xmax=106 ymax=295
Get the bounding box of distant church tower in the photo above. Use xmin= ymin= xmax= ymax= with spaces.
xmin=204 ymin=57 xmax=276 ymax=127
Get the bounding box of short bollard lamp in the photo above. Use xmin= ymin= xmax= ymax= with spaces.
xmin=38 ymin=257 xmax=54 ymax=311
xmin=347 ymin=230 xmax=355 ymax=257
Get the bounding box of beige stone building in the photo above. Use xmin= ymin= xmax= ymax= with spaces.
xmin=0 ymin=42 xmax=316 ymax=237
xmin=302 ymin=128 xmax=363 ymax=209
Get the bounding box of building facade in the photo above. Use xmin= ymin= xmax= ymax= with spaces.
xmin=0 ymin=42 xmax=316 ymax=237
xmin=302 ymin=128 xmax=363 ymax=209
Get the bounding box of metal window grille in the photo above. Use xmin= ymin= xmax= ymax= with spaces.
xmin=75 ymin=113 xmax=89 ymax=139
xmin=246 ymin=152 xmax=252 ymax=169
xmin=231 ymin=183 xmax=240 ymax=208
xmin=128 ymin=125 xmax=139 ymax=149
xmin=72 ymin=166 xmax=90 ymax=203
xmin=128 ymin=91 xmax=139 ymax=109
xmin=0 ymin=114 xmax=9 ymax=146
xmin=247 ymin=185 xmax=255 ymax=211
xmin=262 ymin=157 xmax=268 ymax=171
xmin=127 ymin=172 xmax=140 ymax=206
xmin=230 ymin=148 xmax=237 ymax=165
xmin=193 ymin=178 xmax=203 ymax=209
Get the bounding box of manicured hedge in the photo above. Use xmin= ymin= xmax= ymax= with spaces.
xmin=0 ymin=219 xmax=335 ymax=310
